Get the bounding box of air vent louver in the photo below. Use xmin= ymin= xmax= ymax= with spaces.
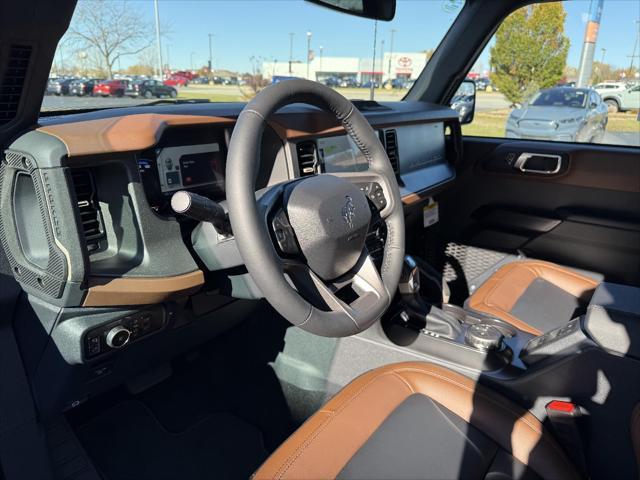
xmin=383 ymin=129 xmax=399 ymax=174
xmin=0 ymin=45 xmax=32 ymax=126
xmin=295 ymin=141 xmax=318 ymax=177
xmin=71 ymin=169 xmax=105 ymax=252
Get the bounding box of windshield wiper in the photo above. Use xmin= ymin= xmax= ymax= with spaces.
xmin=137 ymin=98 xmax=211 ymax=106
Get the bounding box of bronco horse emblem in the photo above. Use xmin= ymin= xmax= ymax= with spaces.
xmin=342 ymin=195 xmax=355 ymax=229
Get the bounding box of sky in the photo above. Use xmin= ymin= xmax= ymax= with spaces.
xmin=60 ymin=0 xmax=640 ymax=74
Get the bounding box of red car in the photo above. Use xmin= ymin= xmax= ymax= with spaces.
xmin=163 ymin=75 xmax=189 ymax=87
xmin=173 ymin=70 xmax=197 ymax=81
xmin=93 ymin=80 xmax=127 ymax=97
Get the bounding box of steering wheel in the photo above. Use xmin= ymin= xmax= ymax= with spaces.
xmin=226 ymin=79 xmax=405 ymax=337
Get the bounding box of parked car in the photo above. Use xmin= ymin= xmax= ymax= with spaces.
xmin=164 ymin=75 xmax=189 ymax=87
xmin=339 ymin=77 xmax=359 ymax=88
xmin=69 ymin=79 xmax=101 ymax=96
xmin=322 ymin=76 xmax=341 ymax=87
xmin=599 ymin=84 xmax=640 ymax=112
xmin=360 ymin=80 xmax=380 ymax=89
xmin=173 ymin=70 xmax=197 ymax=81
xmin=192 ymin=77 xmax=211 ymax=85
xmin=46 ymin=77 xmax=76 ymax=95
xmin=271 ymin=75 xmax=298 ymax=84
xmin=593 ymin=82 xmax=627 ymax=93
xmin=127 ymin=79 xmax=177 ymax=99
xmin=390 ymin=78 xmax=408 ymax=89
xmin=506 ymin=87 xmax=608 ymax=142
xmin=93 ymin=80 xmax=127 ymax=97
xmin=474 ymin=77 xmax=491 ymax=90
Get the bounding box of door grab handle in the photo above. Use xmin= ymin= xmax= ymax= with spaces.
xmin=514 ymin=153 xmax=562 ymax=174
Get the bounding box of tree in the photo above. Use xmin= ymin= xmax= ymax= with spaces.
xmin=590 ymin=62 xmax=615 ymax=85
xmin=240 ymin=55 xmax=268 ymax=100
xmin=66 ymin=0 xmax=156 ymax=79
xmin=489 ymin=3 xmax=570 ymax=105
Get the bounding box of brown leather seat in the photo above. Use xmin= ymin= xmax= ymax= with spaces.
xmin=254 ymin=362 xmax=579 ymax=480
xmin=467 ymin=260 xmax=599 ymax=336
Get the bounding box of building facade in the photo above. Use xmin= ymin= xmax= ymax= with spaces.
xmin=262 ymin=51 xmax=430 ymax=85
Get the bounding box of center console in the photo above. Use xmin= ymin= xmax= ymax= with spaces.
xmin=382 ymin=256 xmax=531 ymax=372
xmin=379 ymin=257 xmax=640 ymax=380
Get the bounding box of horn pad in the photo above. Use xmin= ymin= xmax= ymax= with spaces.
xmin=286 ymin=175 xmax=371 ymax=280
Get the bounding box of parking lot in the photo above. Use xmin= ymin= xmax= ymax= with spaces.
xmin=42 ymin=84 xmax=511 ymax=110
xmin=42 ymin=85 xmax=639 ymax=146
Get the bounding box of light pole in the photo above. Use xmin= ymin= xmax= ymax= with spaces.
xmin=190 ymin=52 xmax=195 ymax=71
xmin=208 ymin=33 xmax=215 ymax=79
xmin=600 ymin=48 xmax=606 ymax=64
xmin=319 ymin=46 xmax=324 ymax=74
xmin=289 ymin=32 xmax=294 ymax=74
xmin=388 ymin=29 xmax=396 ymax=82
xmin=306 ymin=31 xmax=312 ymax=80
xmin=153 ymin=0 xmax=163 ymax=80
xmin=380 ymin=39 xmax=385 ymax=85
xmin=369 ymin=20 xmax=378 ymax=100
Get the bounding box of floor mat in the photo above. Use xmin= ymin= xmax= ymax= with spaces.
xmin=76 ymin=400 xmax=268 ymax=480
xmin=69 ymin=305 xmax=296 ymax=480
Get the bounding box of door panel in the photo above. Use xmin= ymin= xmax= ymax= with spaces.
xmin=439 ymin=137 xmax=640 ymax=285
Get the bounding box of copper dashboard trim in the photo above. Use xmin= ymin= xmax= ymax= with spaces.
xmin=38 ymin=113 xmax=235 ymax=157
xmin=82 ymin=270 xmax=205 ymax=307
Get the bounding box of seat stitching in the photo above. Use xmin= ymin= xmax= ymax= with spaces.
xmin=473 ymin=276 xmax=539 ymax=334
xmin=393 ymin=367 xmax=574 ymax=468
xmin=430 ymin=399 xmax=488 ymax=459
xmin=273 ymin=365 xmax=572 ymax=478
xmin=394 ymin=368 xmax=543 ymax=434
xmin=526 ymin=260 xmax=598 ymax=286
xmin=274 ymin=371 xmax=405 ymax=479
xmin=392 ymin=371 xmax=415 ymax=393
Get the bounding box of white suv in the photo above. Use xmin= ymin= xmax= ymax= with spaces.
xmin=593 ymin=82 xmax=627 ymax=92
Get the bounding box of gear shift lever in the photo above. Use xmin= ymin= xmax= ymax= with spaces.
xmin=399 ymin=256 xmax=420 ymax=295
xmin=398 ymin=256 xmax=462 ymax=340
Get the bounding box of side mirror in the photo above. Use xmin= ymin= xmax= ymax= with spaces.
xmin=450 ymin=79 xmax=476 ymax=125
xmin=306 ymin=0 xmax=395 ymax=21
xmin=590 ymin=102 xmax=598 ymax=109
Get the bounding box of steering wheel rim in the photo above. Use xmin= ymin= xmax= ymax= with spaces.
xmin=226 ymin=79 xmax=405 ymax=337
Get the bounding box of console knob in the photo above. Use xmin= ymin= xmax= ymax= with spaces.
xmin=105 ymin=326 xmax=131 ymax=349
xmin=465 ymin=324 xmax=504 ymax=351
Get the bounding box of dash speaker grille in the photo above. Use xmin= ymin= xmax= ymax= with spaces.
xmin=0 ymin=151 xmax=67 ymax=298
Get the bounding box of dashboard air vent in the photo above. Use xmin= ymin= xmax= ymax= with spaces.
xmin=71 ymin=169 xmax=105 ymax=252
xmin=296 ymin=141 xmax=318 ymax=177
xmin=0 ymin=44 xmax=32 ymax=126
xmin=383 ymin=129 xmax=400 ymax=174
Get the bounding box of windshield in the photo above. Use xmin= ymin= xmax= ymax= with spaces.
xmin=42 ymin=0 xmax=465 ymax=112
xmin=530 ymin=89 xmax=588 ymax=108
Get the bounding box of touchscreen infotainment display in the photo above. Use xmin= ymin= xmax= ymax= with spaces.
xmin=156 ymin=143 xmax=225 ymax=194
xmin=317 ymin=135 xmax=367 ymax=173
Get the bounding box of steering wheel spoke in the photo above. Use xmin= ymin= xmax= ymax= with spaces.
xmin=284 ymin=252 xmax=389 ymax=329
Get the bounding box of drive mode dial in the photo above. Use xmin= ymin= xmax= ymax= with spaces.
xmin=105 ymin=326 xmax=131 ymax=349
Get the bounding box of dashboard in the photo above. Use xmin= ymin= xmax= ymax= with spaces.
xmin=131 ymin=118 xmax=455 ymax=218
xmin=0 ymin=100 xmax=459 ymax=414
xmin=1 ymin=101 xmax=461 ymax=336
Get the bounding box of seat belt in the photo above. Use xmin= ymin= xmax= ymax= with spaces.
xmin=0 ymin=251 xmax=54 ymax=480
